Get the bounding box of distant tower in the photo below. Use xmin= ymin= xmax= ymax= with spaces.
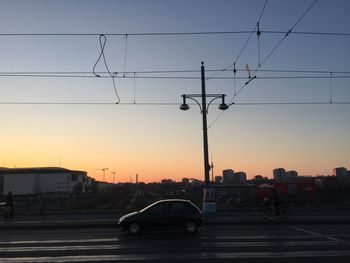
xmin=210 ymin=155 xmax=214 ymax=183
xmin=136 ymin=174 xmax=138 ymax=184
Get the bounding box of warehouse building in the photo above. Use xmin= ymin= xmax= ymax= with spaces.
xmin=0 ymin=167 xmax=89 ymax=195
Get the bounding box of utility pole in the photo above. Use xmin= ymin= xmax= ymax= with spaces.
xmin=180 ymin=62 xmax=228 ymax=217
xmin=201 ymin=62 xmax=210 ymax=187
xmin=211 ymin=155 xmax=214 ymax=183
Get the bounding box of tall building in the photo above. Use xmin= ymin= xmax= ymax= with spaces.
xmin=273 ymin=168 xmax=286 ymax=182
xmin=286 ymin=170 xmax=298 ymax=181
xmin=222 ymin=169 xmax=234 ymax=184
xmin=333 ymin=167 xmax=348 ymax=178
xmin=234 ymin=172 xmax=247 ymax=183
xmin=222 ymin=169 xmax=246 ymax=184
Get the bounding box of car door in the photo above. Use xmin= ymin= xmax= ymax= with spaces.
xmin=164 ymin=201 xmax=186 ymax=228
xmin=142 ymin=202 xmax=169 ymax=228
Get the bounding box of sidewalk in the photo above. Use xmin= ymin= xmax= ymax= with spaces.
xmin=1 ymin=209 xmax=350 ymax=229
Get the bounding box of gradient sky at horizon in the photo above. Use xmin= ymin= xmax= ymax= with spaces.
xmin=0 ymin=0 xmax=349 ymax=183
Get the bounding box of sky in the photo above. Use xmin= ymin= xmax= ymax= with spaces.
xmin=0 ymin=0 xmax=349 ymax=183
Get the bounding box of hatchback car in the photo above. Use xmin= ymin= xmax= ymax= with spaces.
xmin=118 ymin=199 xmax=203 ymax=235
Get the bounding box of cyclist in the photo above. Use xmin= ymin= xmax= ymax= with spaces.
xmin=269 ymin=188 xmax=281 ymax=216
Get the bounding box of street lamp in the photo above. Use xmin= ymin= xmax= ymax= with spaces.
xmin=180 ymin=62 xmax=229 ymax=217
xmin=102 ymin=168 xmax=108 ymax=182
xmin=180 ymin=94 xmax=228 ymax=113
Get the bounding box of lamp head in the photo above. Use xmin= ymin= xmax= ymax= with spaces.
xmin=180 ymin=95 xmax=190 ymax=111
xmin=218 ymin=103 xmax=229 ymax=110
xmin=218 ymin=95 xmax=228 ymax=110
xmin=180 ymin=103 xmax=190 ymax=111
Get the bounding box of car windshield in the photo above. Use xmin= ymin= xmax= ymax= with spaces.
xmin=139 ymin=202 xmax=161 ymax=213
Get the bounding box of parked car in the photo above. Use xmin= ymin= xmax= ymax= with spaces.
xmin=118 ymin=199 xmax=203 ymax=235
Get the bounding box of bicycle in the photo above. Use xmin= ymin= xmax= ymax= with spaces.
xmin=258 ymin=201 xmax=290 ymax=219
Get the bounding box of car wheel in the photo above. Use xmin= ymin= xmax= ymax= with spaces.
xmin=128 ymin=222 xmax=141 ymax=235
xmin=184 ymin=221 xmax=198 ymax=234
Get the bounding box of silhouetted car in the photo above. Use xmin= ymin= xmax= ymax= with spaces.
xmin=118 ymin=199 xmax=203 ymax=235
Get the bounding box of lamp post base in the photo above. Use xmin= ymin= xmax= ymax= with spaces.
xmin=203 ymin=187 xmax=216 ymax=218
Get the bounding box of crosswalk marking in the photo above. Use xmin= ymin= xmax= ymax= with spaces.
xmin=1 ymin=231 xmax=349 ymax=262
xmin=0 ymin=234 xmax=318 ymax=245
xmin=2 ymin=250 xmax=350 ymax=262
xmin=0 ymin=240 xmax=346 ymax=253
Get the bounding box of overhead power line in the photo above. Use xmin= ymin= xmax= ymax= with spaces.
xmin=0 ymin=101 xmax=349 ymax=106
xmin=1 ymin=69 xmax=350 ymax=74
xmin=0 ymin=73 xmax=349 ymax=80
xmin=0 ymin=30 xmax=349 ymax=37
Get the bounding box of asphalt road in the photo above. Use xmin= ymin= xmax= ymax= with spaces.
xmin=1 ymin=224 xmax=350 ymax=262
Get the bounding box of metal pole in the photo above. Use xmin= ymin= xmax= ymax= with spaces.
xmin=201 ymin=62 xmax=210 ymax=187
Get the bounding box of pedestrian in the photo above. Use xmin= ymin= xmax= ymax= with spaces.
xmin=5 ymin=190 xmax=14 ymax=219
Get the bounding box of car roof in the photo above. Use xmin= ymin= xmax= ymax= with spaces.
xmin=155 ymin=199 xmax=191 ymax=203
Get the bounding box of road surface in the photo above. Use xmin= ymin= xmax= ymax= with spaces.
xmin=1 ymin=224 xmax=350 ymax=262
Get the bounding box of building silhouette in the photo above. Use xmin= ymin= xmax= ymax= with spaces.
xmin=333 ymin=167 xmax=348 ymax=178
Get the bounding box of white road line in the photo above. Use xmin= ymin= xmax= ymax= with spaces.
xmin=0 ymin=240 xmax=346 ymax=253
xmin=2 ymin=250 xmax=350 ymax=262
xmin=201 ymin=234 xmax=313 ymax=240
xmin=200 ymin=240 xmax=343 ymax=247
xmin=0 ymin=244 xmax=125 ymax=253
xmin=0 ymin=238 xmax=120 ymax=245
xmin=289 ymin=226 xmax=343 ymax=242
xmin=0 ymin=234 xmax=315 ymax=246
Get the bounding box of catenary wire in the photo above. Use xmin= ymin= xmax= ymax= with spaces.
xmin=0 ymin=101 xmax=349 ymax=106
xmin=0 ymin=74 xmax=350 ymax=80
xmin=209 ymin=0 xmax=319 ymax=129
xmin=207 ymin=0 xmax=268 ymax=80
xmin=0 ymin=69 xmax=350 ymax=74
xmin=0 ymin=30 xmax=349 ymax=37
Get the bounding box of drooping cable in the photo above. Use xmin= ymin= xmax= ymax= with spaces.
xmin=93 ymin=34 xmax=120 ymax=103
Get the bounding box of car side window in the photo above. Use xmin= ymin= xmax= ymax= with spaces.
xmin=169 ymin=202 xmax=184 ymax=214
xmin=185 ymin=203 xmax=198 ymax=214
xmin=148 ymin=203 xmax=168 ymax=215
